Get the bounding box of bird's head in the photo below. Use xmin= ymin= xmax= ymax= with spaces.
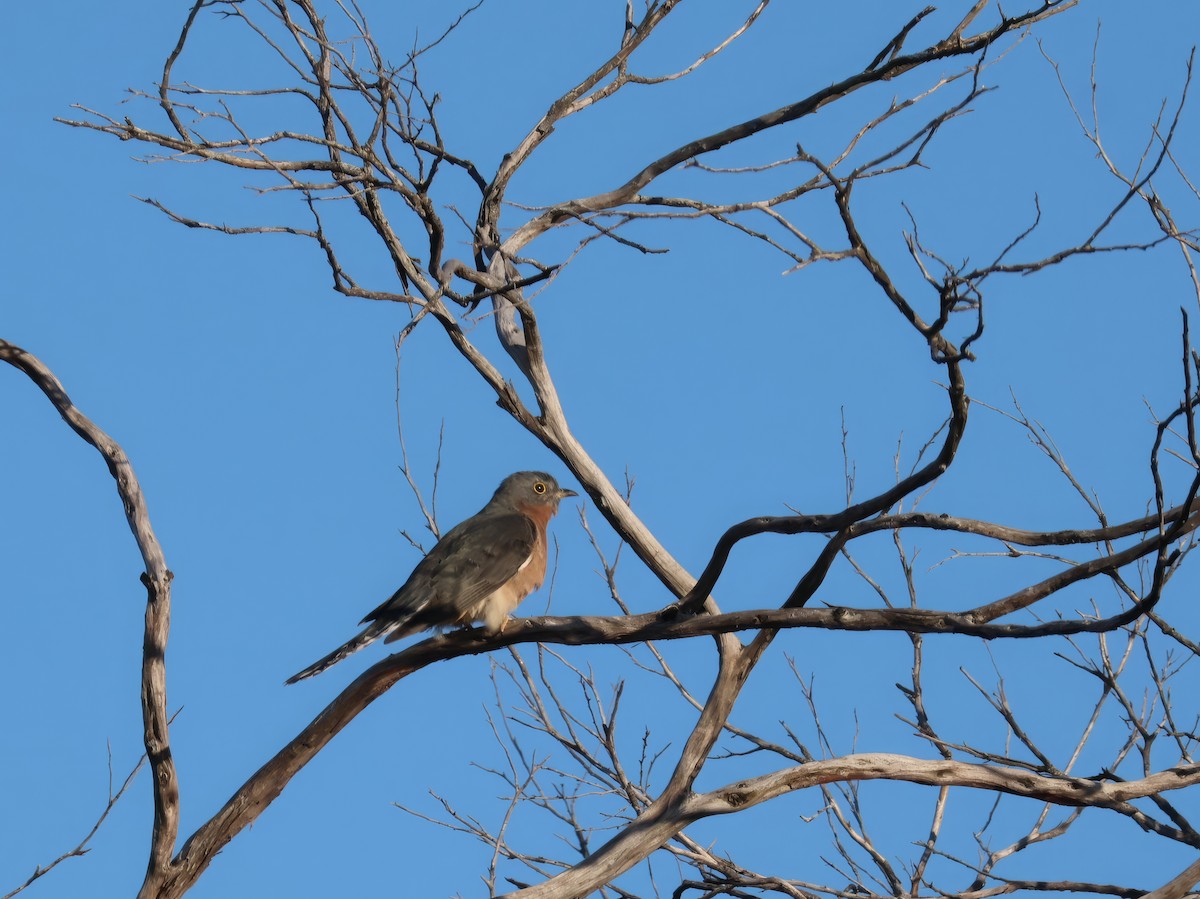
xmin=493 ymin=470 xmax=578 ymax=516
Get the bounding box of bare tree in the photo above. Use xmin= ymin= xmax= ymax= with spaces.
xmin=6 ymin=1 xmax=1200 ymax=897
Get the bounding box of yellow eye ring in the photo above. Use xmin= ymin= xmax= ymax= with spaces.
xmin=533 ymin=482 xmax=547 ymax=494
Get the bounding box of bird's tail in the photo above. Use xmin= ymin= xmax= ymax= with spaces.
xmin=285 ymin=619 xmax=392 ymax=684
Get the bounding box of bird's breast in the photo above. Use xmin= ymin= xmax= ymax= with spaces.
xmin=464 ymin=532 xmax=548 ymax=633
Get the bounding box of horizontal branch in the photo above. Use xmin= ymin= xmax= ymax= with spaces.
xmin=688 ymin=752 xmax=1200 ymax=818
xmin=55 ymin=115 xmax=366 ymax=177
xmin=677 ymin=489 xmax=1199 ymax=618
xmin=504 ymin=745 xmax=1195 ymax=897
xmin=502 ymin=597 xmax=1166 ymax=645
xmin=173 ymin=574 xmax=1180 ymax=893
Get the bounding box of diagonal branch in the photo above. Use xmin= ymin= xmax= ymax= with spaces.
xmin=503 ymin=1 xmax=1080 ymax=253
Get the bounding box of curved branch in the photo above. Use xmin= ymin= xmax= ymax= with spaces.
xmin=500 ymin=751 xmax=1200 ymax=897
xmin=0 ymin=340 xmax=177 ymax=899
xmin=689 ymin=752 xmax=1200 ymax=820
xmin=678 ymin=360 xmax=968 ymax=615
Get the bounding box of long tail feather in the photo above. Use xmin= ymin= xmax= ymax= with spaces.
xmin=285 ymin=619 xmax=392 ymax=684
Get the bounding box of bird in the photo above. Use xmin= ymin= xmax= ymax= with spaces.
xmin=286 ymin=471 xmax=577 ymax=683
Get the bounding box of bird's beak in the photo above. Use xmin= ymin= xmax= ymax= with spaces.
xmin=558 ymin=487 xmax=578 ymax=499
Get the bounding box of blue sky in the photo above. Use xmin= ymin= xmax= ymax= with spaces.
xmin=4 ymin=1 xmax=1200 ymax=896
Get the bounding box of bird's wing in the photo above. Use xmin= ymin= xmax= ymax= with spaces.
xmin=362 ymin=511 xmax=538 ymax=626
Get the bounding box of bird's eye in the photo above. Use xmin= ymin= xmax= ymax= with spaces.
xmin=533 ymin=482 xmax=547 ymax=494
